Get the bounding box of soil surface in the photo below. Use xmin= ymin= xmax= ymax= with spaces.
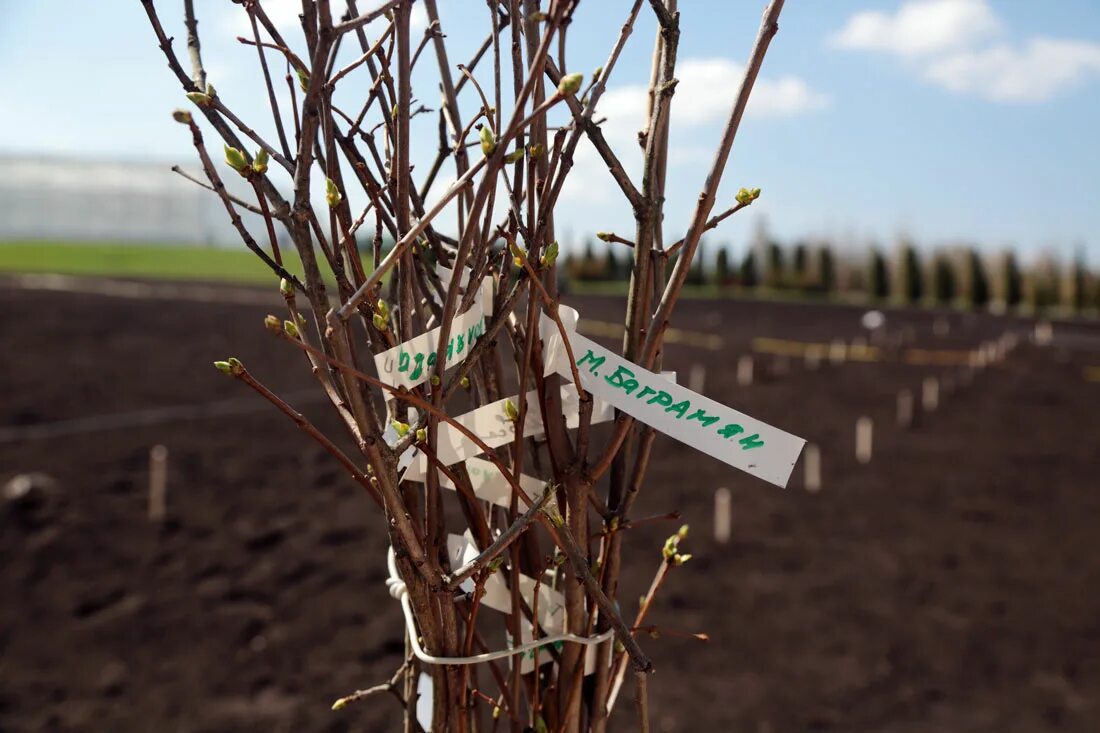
xmin=2 ymin=279 xmax=1099 ymax=732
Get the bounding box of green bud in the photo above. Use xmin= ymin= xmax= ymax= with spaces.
xmin=172 ymin=109 xmax=192 ymax=124
xmin=487 ymin=556 xmax=505 ymax=573
xmin=376 ymin=299 xmax=390 ymax=320
xmin=429 ymin=375 xmax=441 ymax=386
xmin=557 ymin=72 xmax=584 ymax=96
xmin=527 ymin=10 xmax=548 ymax=22
xmin=215 ymin=357 xmax=244 ymax=376
xmin=460 ymin=376 xmax=471 ymax=389
xmin=540 ymin=241 xmax=559 ymax=268
xmin=372 ymin=313 xmax=388 ymax=332
xmin=415 ymin=428 xmax=427 ymax=443
xmin=673 ymin=553 xmax=692 ymax=566
xmin=595 ymin=231 xmax=612 ymax=242
xmin=503 ymin=399 xmax=519 ymax=422
xmin=479 ymin=125 xmax=496 ymax=157
xmin=263 ymin=314 xmax=282 ymax=333
xmin=593 ymin=66 xmax=604 ymax=82
xmin=325 ymin=177 xmax=342 ymax=207
xmin=735 ymin=186 xmax=761 ymax=206
xmin=279 ymin=278 xmax=293 ymax=297
xmin=678 ymin=524 xmax=689 ymax=540
xmin=205 ymin=82 xmax=216 ymax=98
xmin=185 ymin=91 xmax=212 ymax=107
xmin=296 ymin=67 xmax=310 ymax=93
xmin=283 ymin=319 xmax=300 ymax=339
xmin=331 ymin=698 xmax=348 ymax=711
xmin=527 ymin=143 xmax=543 ymax=159
xmin=503 ymin=148 xmax=525 ymax=164
xmin=252 ymin=147 xmax=269 ymax=175
xmin=223 ymin=144 xmax=249 ymax=175
xmin=391 ymin=420 xmax=410 ymax=437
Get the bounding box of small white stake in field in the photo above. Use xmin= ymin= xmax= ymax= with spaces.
xmin=804 ymin=444 xmax=821 ymax=493
xmin=688 ymin=363 xmax=706 ymax=393
xmin=856 ymin=417 xmax=873 ymax=464
xmin=897 ymin=389 xmax=914 ymax=428
xmin=737 ymin=355 xmax=754 ymax=387
xmin=922 ymin=377 xmax=939 ymax=412
xmin=714 ymin=488 xmax=731 ymax=543
xmin=148 ymin=444 xmax=168 ymax=522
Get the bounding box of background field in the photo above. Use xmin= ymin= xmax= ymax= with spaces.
xmin=2 ymin=275 xmax=1099 ymax=731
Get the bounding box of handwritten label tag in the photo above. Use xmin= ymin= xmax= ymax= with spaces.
xmin=402 ymin=384 xmax=614 ymax=482
xmin=436 ymin=457 xmax=546 ymax=508
xmin=541 ymin=307 xmax=805 ymax=488
xmin=374 ymin=279 xmax=492 ymax=390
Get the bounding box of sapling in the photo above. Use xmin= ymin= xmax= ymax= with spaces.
xmin=142 ymin=0 xmax=790 ymax=729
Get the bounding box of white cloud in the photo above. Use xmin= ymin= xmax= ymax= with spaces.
xmin=830 ymin=0 xmax=1001 ymax=56
xmin=924 ymin=37 xmax=1100 ymax=102
xmin=558 ymin=59 xmax=827 ymax=204
xmin=832 ymin=0 xmax=1100 ymax=103
xmin=596 ymin=58 xmax=829 ymax=142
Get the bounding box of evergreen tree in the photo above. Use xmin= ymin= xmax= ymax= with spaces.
xmin=896 ymin=244 xmax=924 ymax=303
xmin=792 ymin=243 xmax=808 ymax=283
xmin=1001 ymin=250 xmax=1022 ymax=308
xmin=764 ymin=242 xmax=785 ymax=288
xmin=931 ymin=253 xmax=956 ymax=305
xmin=740 ymin=250 xmax=759 ymax=288
xmin=604 ymin=244 xmax=621 ymax=281
xmin=715 ymin=246 xmax=731 ymax=286
xmin=867 ymin=248 xmax=889 ymax=300
xmin=964 ymin=248 xmax=990 ymax=309
xmin=818 ymin=246 xmax=836 ymax=293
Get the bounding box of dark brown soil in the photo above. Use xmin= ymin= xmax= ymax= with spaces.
xmin=2 ymin=281 xmax=1099 ymax=732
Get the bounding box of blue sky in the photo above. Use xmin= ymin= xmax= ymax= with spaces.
xmin=2 ymin=0 xmax=1099 ymax=261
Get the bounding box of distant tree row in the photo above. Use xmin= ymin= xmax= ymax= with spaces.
xmin=562 ymin=237 xmax=1098 ymax=315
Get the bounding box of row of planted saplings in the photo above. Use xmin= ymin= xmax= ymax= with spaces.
xmin=711 ymin=326 xmax=1029 ymax=543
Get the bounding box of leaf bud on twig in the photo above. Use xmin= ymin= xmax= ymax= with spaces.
xmin=252 ymin=147 xmax=269 ymax=175
xmin=223 ymin=144 xmax=249 ymax=175
xmin=325 ymin=177 xmax=342 ymax=207
xmin=540 ymin=241 xmax=559 ymax=268
xmin=479 ymin=125 xmax=497 ymax=157
xmin=263 ymin=314 xmax=282 ymax=333
xmin=172 ymin=109 xmax=192 ymax=124
xmin=557 ymin=72 xmax=584 ymax=96
xmin=735 ymin=186 xmax=761 ymax=206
